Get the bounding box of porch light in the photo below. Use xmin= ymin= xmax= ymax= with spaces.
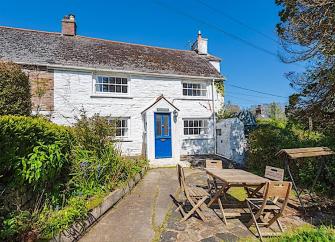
xmin=173 ymin=110 xmax=178 ymax=118
xmin=173 ymin=110 xmax=178 ymax=123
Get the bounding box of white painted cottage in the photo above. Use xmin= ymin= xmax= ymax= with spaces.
xmin=0 ymin=15 xmax=224 ymax=166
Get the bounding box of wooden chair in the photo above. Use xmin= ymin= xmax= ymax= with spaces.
xmin=246 ymin=181 xmax=292 ymax=241
xmin=205 ymin=160 xmax=225 ymax=193
xmin=176 ymin=164 xmax=210 ymax=222
xmin=246 ymin=166 xmax=284 ymax=197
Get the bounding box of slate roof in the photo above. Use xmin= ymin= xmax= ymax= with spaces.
xmin=0 ymin=26 xmax=222 ymax=78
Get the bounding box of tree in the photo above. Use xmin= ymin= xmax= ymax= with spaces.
xmin=276 ymin=0 xmax=335 ymax=133
xmin=0 ymin=62 xmax=31 ymax=115
xmin=276 ymin=0 xmax=335 ymax=63
xmin=216 ymin=101 xmax=240 ymax=120
xmin=268 ymin=102 xmax=285 ymax=120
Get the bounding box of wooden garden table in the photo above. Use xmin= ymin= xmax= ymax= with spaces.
xmin=205 ymin=168 xmax=269 ymax=224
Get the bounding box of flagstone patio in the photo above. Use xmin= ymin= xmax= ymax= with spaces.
xmin=160 ymin=169 xmax=308 ymax=242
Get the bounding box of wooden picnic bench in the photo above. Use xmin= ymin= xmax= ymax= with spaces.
xmin=205 ymin=168 xmax=269 ymax=224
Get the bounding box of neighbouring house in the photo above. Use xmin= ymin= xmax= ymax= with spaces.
xmin=0 ymin=14 xmax=224 ymax=166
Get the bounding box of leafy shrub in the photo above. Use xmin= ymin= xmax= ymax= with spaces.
xmin=0 ymin=115 xmax=73 ymax=182
xmin=69 ymin=145 xmax=147 ymax=196
xmin=268 ymin=225 xmax=335 ymax=242
xmin=38 ymin=196 xmax=88 ymax=239
xmin=21 ymin=142 xmax=68 ymax=188
xmin=0 ymin=61 xmax=31 ymax=115
xmin=0 ymin=211 xmax=36 ymax=241
xmin=72 ymin=112 xmax=115 ymax=157
xmin=246 ymin=119 xmax=335 ymax=196
xmin=0 ymin=113 xmax=148 ymax=241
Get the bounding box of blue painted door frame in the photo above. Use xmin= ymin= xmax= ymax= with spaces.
xmin=154 ymin=113 xmax=172 ymax=158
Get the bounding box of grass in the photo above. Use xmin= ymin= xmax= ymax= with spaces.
xmin=227 ymin=187 xmax=248 ymax=202
xmin=265 ymin=225 xmax=335 ymax=242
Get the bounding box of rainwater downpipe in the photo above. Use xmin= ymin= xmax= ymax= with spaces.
xmin=211 ymin=79 xmax=217 ymax=155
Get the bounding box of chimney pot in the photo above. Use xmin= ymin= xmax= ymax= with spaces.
xmin=62 ymin=14 xmax=76 ymax=36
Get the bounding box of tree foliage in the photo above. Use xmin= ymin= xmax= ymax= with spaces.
xmin=0 ymin=62 xmax=31 ymax=115
xmin=276 ymin=0 xmax=335 ymax=134
xmin=276 ymin=0 xmax=335 ymax=63
xmin=216 ymin=102 xmax=240 ymax=120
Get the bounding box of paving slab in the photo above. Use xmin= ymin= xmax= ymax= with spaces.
xmin=161 ymin=169 xmax=309 ymax=242
xmin=80 ymin=168 xmax=178 ymax=242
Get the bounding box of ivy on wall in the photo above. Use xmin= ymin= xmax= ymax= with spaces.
xmin=214 ymin=80 xmax=224 ymax=97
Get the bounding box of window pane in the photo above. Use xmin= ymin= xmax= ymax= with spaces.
xmin=122 ymin=86 xmax=127 ymax=93
xmin=116 ymin=85 xmax=121 ymax=92
xmin=111 ymin=85 xmax=116 ymax=92
xmin=116 ymin=78 xmax=121 ymax=84
xmin=95 ymin=84 xmax=102 ymax=92
xmin=184 ymin=128 xmax=188 ymax=135
xmin=163 ymin=115 xmax=169 ymax=136
xmin=156 ymin=115 xmax=162 ymax=136
xmin=194 ymin=120 xmax=198 ymax=127
xmin=183 ymin=89 xmax=187 ymax=95
xmin=103 ymin=77 xmax=109 ymax=83
xmin=122 ymin=78 xmax=127 ymax=84
xmin=204 ymin=120 xmax=208 ymax=127
xmin=194 ymin=128 xmax=199 ymax=135
xmin=189 ymin=128 xmax=194 ymax=135
xmin=184 ymin=120 xmax=188 ymax=127
xmin=111 ymin=77 xmax=116 ymax=84
xmin=116 ymin=129 xmax=121 ymax=137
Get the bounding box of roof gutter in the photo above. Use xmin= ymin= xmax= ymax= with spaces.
xmin=17 ymin=61 xmax=224 ymax=80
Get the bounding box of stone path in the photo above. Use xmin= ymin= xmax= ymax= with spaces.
xmin=80 ymin=168 xmax=178 ymax=242
xmin=161 ymin=169 xmax=308 ymax=242
xmin=80 ymin=167 xmax=308 ymax=242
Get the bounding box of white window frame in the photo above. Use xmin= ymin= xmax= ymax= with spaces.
xmin=183 ymin=118 xmax=210 ymax=137
xmin=93 ymin=74 xmax=130 ymax=97
xmin=182 ymin=82 xmax=208 ymax=98
xmin=108 ymin=117 xmax=130 ymax=139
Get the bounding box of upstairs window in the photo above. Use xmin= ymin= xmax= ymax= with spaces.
xmin=183 ymin=83 xmax=207 ymax=97
xmin=95 ymin=76 xmax=128 ymax=94
xmin=184 ymin=119 xmax=209 ymax=135
xmin=109 ymin=118 xmax=129 ymax=137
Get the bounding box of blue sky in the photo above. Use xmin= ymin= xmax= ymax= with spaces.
xmin=0 ymin=0 xmax=302 ymax=108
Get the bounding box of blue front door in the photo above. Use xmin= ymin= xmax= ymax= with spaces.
xmin=154 ymin=113 xmax=172 ymax=158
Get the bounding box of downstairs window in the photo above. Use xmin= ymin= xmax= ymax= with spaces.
xmin=109 ymin=117 xmax=129 ymax=138
xmin=183 ymin=119 xmax=209 ymax=136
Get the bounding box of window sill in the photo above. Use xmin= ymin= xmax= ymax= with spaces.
xmin=90 ymin=94 xmax=133 ymax=99
xmin=115 ymin=138 xmax=133 ymax=142
xmin=182 ymin=136 xmax=213 ymax=140
xmin=175 ymin=97 xmax=212 ymax=101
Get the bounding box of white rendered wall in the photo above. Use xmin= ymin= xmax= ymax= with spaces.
xmin=52 ymin=69 xmax=222 ymax=160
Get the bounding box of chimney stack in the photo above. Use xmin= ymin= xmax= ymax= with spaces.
xmin=255 ymin=105 xmax=262 ymax=116
xmin=191 ymin=31 xmax=208 ymax=55
xmin=62 ymin=14 xmax=76 ymax=36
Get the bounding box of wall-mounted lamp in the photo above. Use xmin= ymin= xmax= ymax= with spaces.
xmin=173 ymin=110 xmax=178 ymax=122
xmin=173 ymin=110 xmax=178 ymax=117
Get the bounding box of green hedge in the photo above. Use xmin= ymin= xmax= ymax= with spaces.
xmin=0 ymin=115 xmax=73 ymax=184
xmin=245 ymin=119 xmax=335 ymax=196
